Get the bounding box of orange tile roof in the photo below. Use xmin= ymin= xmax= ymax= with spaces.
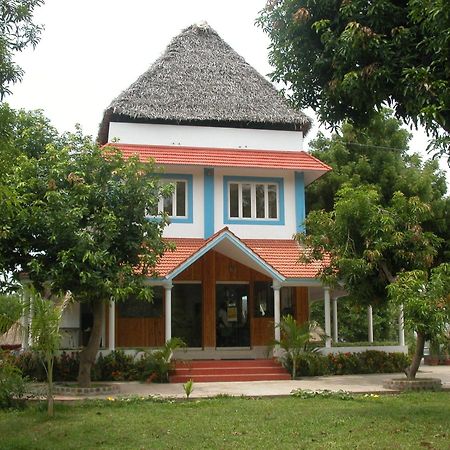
xmin=243 ymin=239 xmax=326 ymax=279
xmin=109 ymin=143 xmax=331 ymax=172
xmin=154 ymin=233 xmax=326 ymax=280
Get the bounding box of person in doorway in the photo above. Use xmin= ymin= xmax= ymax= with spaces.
xmin=218 ymin=302 xmax=228 ymax=328
xmin=218 ymin=302 xmax=230 ymax=346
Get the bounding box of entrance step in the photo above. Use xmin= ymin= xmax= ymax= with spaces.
xmin=169 ymin=359 xmax=291 ymax=383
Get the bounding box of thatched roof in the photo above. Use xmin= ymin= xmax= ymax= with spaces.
xmin=98 ymin=23 xmax=311 ymax=144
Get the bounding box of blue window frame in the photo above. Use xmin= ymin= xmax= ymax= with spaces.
xmin=223 ymin=176 xmax=285 ymax=225
xmin=149 ymin=174 xmax=193 ymax=224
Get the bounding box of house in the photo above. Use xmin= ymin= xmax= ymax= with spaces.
xmin=53 ymin=23 xmax=404 ymax=362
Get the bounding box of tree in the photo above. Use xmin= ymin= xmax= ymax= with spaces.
xmin=257 ymin=0 xmax=450 ymax=158
xmin=299 ymin=184 xmax=441 ymax=303
xmin=0 ymin=0 xmax=44 ymax=99
xmin=388 ymin=263 xmax=450 ymax=379
xmin=298 ymin=185 xmax=443 ymax=377
xmin=306 ymin=109 xmax=450 ymax=264
xmin=0 ymin=112 xmax=171 ymax=387
xmin=30 ymin=291 xmax=70 ymax=416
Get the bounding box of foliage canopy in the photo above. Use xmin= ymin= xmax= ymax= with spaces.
xmin=258 ymin=0 xmax=450 ymax=157
xmin=0 ymin=0 xmax=44 ymax=99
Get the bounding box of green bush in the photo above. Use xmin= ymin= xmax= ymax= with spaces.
xmin=53 ymin=352 xmax=79 ymax=381
xmin=293 ymin=353 xmax=331 ymax=377
xmin=95 ymin=350 xmax=137 ymax=381
xmin=14 ymin=351 xmax=46 ymax=382
xmin=0 ymin=352 xmax=27 ymax=409
xmin=286 ymin=350 xmax=410 ymax=377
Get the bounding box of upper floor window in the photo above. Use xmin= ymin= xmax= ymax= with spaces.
xmin=149 ymin=174 xmax=193 ymax=223
xmin=160 ymin=179 xmax=187 ymax=218
xmin=223 ymin=176 xmax=284 ymax=225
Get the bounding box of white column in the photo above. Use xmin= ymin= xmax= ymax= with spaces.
xmin=399 ymin=304 xmax=405 ymax=346
xmin=273 ymin=281 xmax=281 ymax=342
xmin=324 ymin=287 xmax=331 ymax=348
xmin=108 ymin=300 xmax=115 ymax=351
xmin=101 ymin=301 xmax=106 ymax=349
xmin=165 ymin=282 xmax=173 ymax=342
xmin=368 ymin=305 xmax=374 ymax=343
xmin=332 ymin=297 xmax=338 ymax=343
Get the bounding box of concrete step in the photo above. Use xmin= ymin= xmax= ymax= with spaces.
xmin=173 ymin=359 xmax=281 ymax=368
xmin=170 ymin=358 xmax=291 ymax=383
xmin=173 ymin=366 xmax=288 ymax=376
xmin=170 ymin=373 xmax=291 ymax=383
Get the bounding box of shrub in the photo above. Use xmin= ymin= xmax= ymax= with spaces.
xmin=95 ymin=350 xmax=137 ymax=381
xmin=53 ymin=352 xmax=79 ymax=381
xmin=294 ymin=353 xmax=331 ymax=377
xmin=0 ymin=352 xmax=27 ymax=409
xmin=14 ymin=351 xmax=46 ymax=382
xmin=286 ymin=350 xmax=410 ymax=377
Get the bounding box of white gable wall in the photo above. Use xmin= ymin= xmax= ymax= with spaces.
xmin=108 ymin=122 xmax=304 ymax=151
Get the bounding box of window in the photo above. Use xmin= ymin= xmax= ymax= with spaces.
xmin=160 ymin=179 xmax=187 ymax=218
xmin=253 ymin=281 xmax=274 ymax=318
xmin=224 ymin=176 xmax=284 ymax=225
xmin=148 ymin=174 xmax=193 ymax=223
xmin=118 ymin=287 xmax=163 ymax=318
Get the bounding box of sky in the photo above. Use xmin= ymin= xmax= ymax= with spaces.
xmin=7 ymin=0 xmax=449 ymax=184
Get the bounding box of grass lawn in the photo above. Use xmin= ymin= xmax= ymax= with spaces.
xmin=1 ymin=392 xmax=449 ymax=449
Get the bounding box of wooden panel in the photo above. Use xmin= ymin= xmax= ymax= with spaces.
xmin=295 ymin=287 xmax=309 ymax=324
xmin=251 ymin=271 xmax=271 ymax=281
xmin=175 ymin=258 xmax=203 ymax=281
xmin=116 ymin=317 xmax=164 ymax=347
xmin=202 ymin=251 xmax=216 ymax=347
xmin=251 ymin=318 xmax=274 ymax=346
xmin=215 ymin=252 xmax=250 ymax=281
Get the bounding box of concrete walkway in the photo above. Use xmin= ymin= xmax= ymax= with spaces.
xmin=53 ymin=366 xmax=450 ymax=400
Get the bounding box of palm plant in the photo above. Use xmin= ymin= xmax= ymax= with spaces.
xmin=273 ymin=315 xmax=323 ymax=379
xmin=30 ymin=292 xmax=71 ymax=416
xmin=0 ymin=294 xmax=22 ymax=335
xmin=137 ymin=337 xmax=186 ymax=382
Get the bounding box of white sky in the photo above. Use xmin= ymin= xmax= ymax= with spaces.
xmin=7 ymin=0 xmax=449 ymax=185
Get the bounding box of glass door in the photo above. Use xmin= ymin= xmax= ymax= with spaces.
xmin=216 ymin=284 xmax=250 ymax=347
xmin=172 ymin=284 xmax=202 ymax=347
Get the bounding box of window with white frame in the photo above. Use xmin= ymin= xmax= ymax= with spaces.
xmin=160 ymin=179 xmax=187 ymax=218
xmin=149 ymin=175 xmax=192 ymax=223
xmin=228 ymin=181 xmax=279 ymax=220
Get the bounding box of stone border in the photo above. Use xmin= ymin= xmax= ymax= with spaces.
xmin=53 ymin=383 xmax=120 ymax=396
xmin=383 ymin=378 xmax=442 ymax=391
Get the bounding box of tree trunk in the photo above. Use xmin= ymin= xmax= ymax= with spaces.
xmin=77 ymin=300 xmax=104 ymax=388
xmin=47 ymin=357 xmax=54 ymax=417
xmin=405 ymin=332 xmax=425 ymax=380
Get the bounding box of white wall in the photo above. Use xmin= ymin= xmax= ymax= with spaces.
xmin=109 ymin=122 xmax=304 ymax=151
xmin=60 ymin=302 xmax=80 ymax=328
xmin=159 ymin=166 xmax=298 ymax=240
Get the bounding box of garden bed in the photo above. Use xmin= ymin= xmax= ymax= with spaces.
xmin=52 ymin=383 xmax=120 ymax=396
xmin=383 ymin=378 xmax=442 ymax=391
